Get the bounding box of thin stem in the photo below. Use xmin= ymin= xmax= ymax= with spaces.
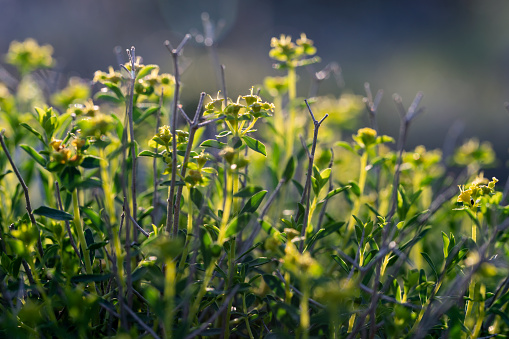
xmin=186 ymin=285 xmax=240 ymax=339
xmin=0 ymin=129 xmax=43 ymax=258
xmin=72 ymin=190 xmax=95 ymax=291
xmin=126 ymin=47 xmax=138 ymax=245
xmin=152 ymin=89 xmax=163 ymax=225
xmin=164 ymin=35 xmax=191 ymax=236
xmin=55 ymin=181 xmax=82 ymax=266
xmin=173 ymin=92 xmax=206 ymax=230
xmin=299 ymin=100 xmax=328 ymax=252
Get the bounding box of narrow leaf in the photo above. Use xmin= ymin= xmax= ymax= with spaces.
xmin=421 ymin=252 xmax=439 ymax=281
xmin=33 ymin=206 xmax=73 ymax=221
xmin=240 ymin=190 xmax=267 ymax=214
xmin=242 ymin=135 xmax=267 ymax=156
xmin=20 ymin=144 xmax=46 ymax=167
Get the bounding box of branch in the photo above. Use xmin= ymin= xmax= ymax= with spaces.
xmin=0 ymin=129 xmax=43 ymax=258
xmin=299 ymin=100 xmax=328 ymax=252
xmin=164 ymin=34 xmax=191 ymax=237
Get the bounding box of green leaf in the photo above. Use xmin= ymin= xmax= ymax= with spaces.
xmin=200 ymin=139 xmax=226 ymax=149
xmin=19 ymin=123 xmax=45 ymax=144
xmin=348 ymin=180 xmax=361 ymax=197
xmin=233 ymin=185 xmax=263 ymax=198
xmin=262 ymin=274 xmax=285 ymax=299
xmin=71 ymin=274 xmax=111 ymax=284
xmin=242 ymin=135 xmax=267 ymax=156
xmin=190 ymin=187 xmax=204 ymax=209
xmin=236 ymin=242 xmax=262 ymax=261
xmin=292 ymin=179 xmax=304 ymax=196
xmin=421 ymin=252 xmax=439 ymax=281
xmin=135 ymin=106 xmax=159 ymax=124
xmin=240 ymin=190 xmax=267 ymax=214
xmin=319 ymin=185 xmax=351 ymax=203
xmin=80 ymin=155 xmax=102 ymax=169
xmin=282 ymin=156 xmax=296 ymax=182
xmin=81 ymin=206 xmax=102 ymax=230
xmin=335 ymin=141 xmax=356 ymax=154
xmin=20 ymin=144 xmax=46 ymax=167
xmin=136 ymin=64 xmax=158 ymax=80
xmin=94 ymin=92 xmax=123 ymax=104
xmin=33 ymin=206 xmax=73 ymax=221
xmin=88 ymin=241 xmax=109 ymax=251
xmin=138 ymin=150 xmax=162 ymax=158
xmin=103 ymin=82 xmax=124 ymax=100
xmin=331 ymin=254 xmax=350 ymax=273
xmin=442 ymin=232 xmax=450 ymax=259
xmin=225 ymin=213 xmax=252 ymax=239
xmin=61 ymin=167 xmax=81 ymax=191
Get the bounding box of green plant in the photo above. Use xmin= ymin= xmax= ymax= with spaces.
xmin=0 ymin=33 xmax=509 ymax=339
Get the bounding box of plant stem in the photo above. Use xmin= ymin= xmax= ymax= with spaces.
xmin=177 ymin=187 xmax=193 ymax=281
xmin=126 ymin=47 xmax=138 ymax=245
xmin=222 ymin=238 xmax=236 ymax=339
xmin=286 ymin=67 xmax=297 ymax=158
xmin=165 ymin=35 xmax=191 ymax=237
xmin=242 ymin=293 xmax=255 ymax=339
xmin=173 ymin=93 xmax=206 ymax=231
xmin=0 ymin=129 xmax=43 ymax=258
xmin=218 ymin=169 xmax=233 ymax=245
xmin=163 ymin=258 xmax=176 ymax=338
xmin=72 ymin=190 xmax=95 ymax=285
xmin=188 ymin=261 xmax=215 ymax=324
xmin=344 ymin=151 xmax=368 ymax=245
xmin=299 ymin=277 xmax=310 ymax=339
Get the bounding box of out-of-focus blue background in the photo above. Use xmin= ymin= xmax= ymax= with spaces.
xmin=1 ymin=0 xmax=509 ymax=176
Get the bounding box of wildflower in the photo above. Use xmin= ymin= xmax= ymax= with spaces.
xmin=5 ymin=38 xmax=54 ymax=74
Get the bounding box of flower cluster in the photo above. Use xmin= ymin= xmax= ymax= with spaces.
xmin=5 ymin=38 xmax=54 ymax=74
xmin=269 ymin=33 xmax=318 ymax=69
xmin=457 ymin=174 xmax=498 ymax=210
xmin=47 ymin=137 xmax=86 ymax=171
xmin=51 ymin=77 xmax=91 ymax=109
xmin=453 ymin=138 xmax=495 ymax=168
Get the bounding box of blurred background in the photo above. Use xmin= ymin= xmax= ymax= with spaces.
xmin=1 ymin=0 xmax=509 ymax=178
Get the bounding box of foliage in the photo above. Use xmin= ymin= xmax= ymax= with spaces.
xmin=0 ymin=34 xmax=509 ymax=339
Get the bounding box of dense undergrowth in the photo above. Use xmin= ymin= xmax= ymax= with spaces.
xmin=0 ymin=32 xmax=509 ymax=339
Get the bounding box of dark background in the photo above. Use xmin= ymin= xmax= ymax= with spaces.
xmin=1 ymin=0 xmax=509 ymax=178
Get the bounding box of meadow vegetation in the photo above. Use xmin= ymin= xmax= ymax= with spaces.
xmin=0 ymin=33 xmax=508 ymax=338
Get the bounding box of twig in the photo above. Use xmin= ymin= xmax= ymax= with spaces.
xmin=358 ymin=283 xmax=421 ymax=310
xmin=123 ymin=301 xmax=162 ymax=339
xmin=299 ymin=100 xmax=328 ymax=252
xmin=125 ymin=47 xmax=139 ymax=245
xmin=152 ymin=89 xmax=163 ymax=225
xmin=164 ymin=34 xmax=191 ymax=237
xmin=129 ymin=215 xmax=149 ymax=237
xmin=0 ymin=129 xmax=43 ymax=258
xmin=363 ymin=83 xmax=383 ymax=133
xmin=275 ymin=270 xmax=325 ymax=308
xmin=239 ymin=175 xmax=285 ymax=257
xmin=173 ymin=92 xmax=207 ymax=230
xmin=316 ymin=148 xmax=334 ymax=232
xmin=185 ymin=285 xmax=240 ymax=339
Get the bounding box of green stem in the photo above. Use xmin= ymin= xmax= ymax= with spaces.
xmin=286 ymin=67 xmax=297 ymax=158
xmin=188 ymin=261 xmax=215 ymax=324
xmin=177 ymin=187 xmax=193 ymax=281
xmin=164 ymin=258 xmax=176 ymax=338
xmin=224 ymin=238 xmax=236 ymax=339
xmin=218 ymin=169 xmax=233 ymax=245
xmin=243 ymin=293 xmax=255 ymax=339
xmin=100 ymin=148 xmax=116 ymax=226
xmin=299 ymin=277 xmax=310 ymax=339
xmin=344 ymin=151 xmax=368 ymax=245
xmin=72 ymin=190 xmax=95 ymax=283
